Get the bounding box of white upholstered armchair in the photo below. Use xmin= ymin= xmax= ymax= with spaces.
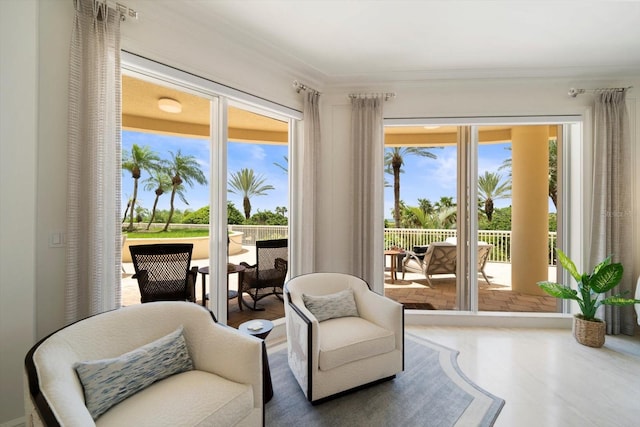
xmin=284 ymin=272 xmax=404 ymax=404
xmin=24 ymin=302 xmax=264 ymax=426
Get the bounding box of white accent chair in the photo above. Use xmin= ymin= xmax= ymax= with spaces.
xmin=24 ymin=302 xmax=264 ymax=426
xmin=284 ymin=272 xmax=404 ymax=404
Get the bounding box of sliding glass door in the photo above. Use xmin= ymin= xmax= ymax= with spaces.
xmin=121 ymin=53 xmax=300 ymax=324
xmin=383 ymin=118 xmax=578 ymax=315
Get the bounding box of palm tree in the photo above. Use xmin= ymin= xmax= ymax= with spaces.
xmin=142 ymin=169 xmax=172 ymax=230
xmin=405 ymin=206 xmax=431 ymax=228
xmin=403 ymin=202 xmax=456 ymax=229
xmin=228 ymin=168 xmax=274 ymax=219
xmin=434 ymin=196 xmax=455 ymax=211
xmin=417 ymin=198 xmax=435 ymax=215
xmin=478 ymin=171 xmax=511 ymax=221
xmin=122 ymin=195 xmax=132 ymax=223
xmin=385 ymin=147 xmax=438 ymax=228
xmin=162 ymin=150 xmax=208 ymax=231
xmin=122 ymin=144 xmax=160 ymax=231
xmin=273 ymin=155 xmax=288 ymax=173
xmin=435 ymin=205 xmax=457 ymax=229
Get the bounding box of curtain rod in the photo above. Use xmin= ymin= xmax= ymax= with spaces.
xmin=97 ymin=1 xmax=138 ymax=21
xmin=115 ymin=2 xmax=138 ymax=21
xmin=348 ymin=92 xmax=396 ymax=101
xmin=292 ymin=80 xmax=320 ymax=95
xmin=568 ymin=86 xmax=632 ymax=98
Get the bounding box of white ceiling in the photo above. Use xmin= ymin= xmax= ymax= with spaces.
xmin=128 ymin=1 xmax=640 ymax=85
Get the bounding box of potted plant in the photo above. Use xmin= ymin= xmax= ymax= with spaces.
xmin=537 ymin=248 xmax=640 ymax=348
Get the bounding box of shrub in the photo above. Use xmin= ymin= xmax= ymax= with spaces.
xmin=182 ymin=206 xmax=209 ymax=224
xmin=246 ymin=210 xmax=288 ymax=225
xmin=227 ymin=202 xmax=245 ymax=224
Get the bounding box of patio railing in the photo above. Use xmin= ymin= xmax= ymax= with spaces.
xmin=229 ymin=225 xmax=557 ymax=266
xmin=384 ymin=228 xmax=557 ymax=265
xmin=229 ymin=225 xmax=288 ymax=245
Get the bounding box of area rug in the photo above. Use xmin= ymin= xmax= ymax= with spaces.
xmin=266 ymin=334 xmax=504 ymax=427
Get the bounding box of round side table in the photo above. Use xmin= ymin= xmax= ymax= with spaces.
xmin=238 ymin=319 xmax=274 ymax=340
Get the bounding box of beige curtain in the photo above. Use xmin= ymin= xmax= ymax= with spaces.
xmin=589 ymin=88 xmax=633 ymax=335
xmin=350 ymin=96 xmax=385 ymax=293
xmin=66 ymin=0 xmax=122 ymax=323
xmin=290 ymin=91 xmax=320 ymax=277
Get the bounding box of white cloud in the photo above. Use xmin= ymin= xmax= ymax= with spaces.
xmin=250 ymin=145 xmax=267 ymax=161
xmin=431 ymin=151 xmax=457 ymax=191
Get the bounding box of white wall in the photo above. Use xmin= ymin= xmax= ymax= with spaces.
xmin=36 ymin=0 xmax=73 ymax=340
xmin=1 ymin=0 xmax=639 ymax=424
xmin=0 ymin=1 xmax=38 ymax=424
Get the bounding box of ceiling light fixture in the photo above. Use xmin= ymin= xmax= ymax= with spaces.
xmin=423 ymin=126 xmax=440 ymax=130
xmin=158 ymin=97 xmax=182 ymax=114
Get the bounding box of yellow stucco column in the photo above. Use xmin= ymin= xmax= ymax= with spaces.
xmin=511 ymin=126 xmax=549 ymax=295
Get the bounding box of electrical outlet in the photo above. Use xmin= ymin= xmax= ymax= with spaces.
xmin=49 ymin=231 xmax=65 ymax=248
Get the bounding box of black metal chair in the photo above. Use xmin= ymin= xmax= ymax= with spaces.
xmin=129 ymin=243 xmax=198 ymax=303
xmin=239 ymin=238 xmax=288 ymax=311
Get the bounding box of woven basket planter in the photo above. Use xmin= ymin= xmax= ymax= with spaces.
xmin=573 ymin=316 xmax=605 ymax=348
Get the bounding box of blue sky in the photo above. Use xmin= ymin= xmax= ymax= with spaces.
xmin=122 ymin=131 xmax=518 ymax=220
xmin=386 ymin=143 xmax=514 ymax=218
xmin=122 ymin=131 xmax=288 ymax=217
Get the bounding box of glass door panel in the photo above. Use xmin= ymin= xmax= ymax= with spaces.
xmin=225 ymin=104 xmax=289 ymax=325
xmin=383 ymin=125 xmax=460 ymax=311
xmin=120 ymin=74 xmax=212 ymax=307
xmin=476 ymin=125 xmax=560 ymax=313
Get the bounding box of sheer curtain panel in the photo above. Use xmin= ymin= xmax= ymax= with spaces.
xmin=290 ymin=91 xmax=320 ymax=277
xmin=66 ymin=0 xmax=122 ymax=323
xmin=350 ymin=96 xmax=385 ymax=293
xmin=589 ymin=88 xmax=634 ymax=335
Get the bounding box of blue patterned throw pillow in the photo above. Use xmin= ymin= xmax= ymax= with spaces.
xmin=302 ymin=288 xmax=359 ymax=322
xmin=74 ymin=326 xmax=193 ymax=420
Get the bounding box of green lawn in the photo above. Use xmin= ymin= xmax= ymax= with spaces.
xmin=125 ymin=228 xmax=209 ymax=238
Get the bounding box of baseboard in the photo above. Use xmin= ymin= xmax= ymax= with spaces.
xmin=267 ymin=311 xmax=573 ymax=340
xmin=405 ymin=310 xmax=573 ymax=329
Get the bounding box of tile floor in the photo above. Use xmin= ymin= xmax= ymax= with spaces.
xmin=406 ymin=325 xmax=640 ymax=427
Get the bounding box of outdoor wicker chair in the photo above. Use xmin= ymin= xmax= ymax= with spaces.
xmin=238 ymin=238 xmax=288 ymax=311
xmin=129 ymin=243 xmax=198 ymax=303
